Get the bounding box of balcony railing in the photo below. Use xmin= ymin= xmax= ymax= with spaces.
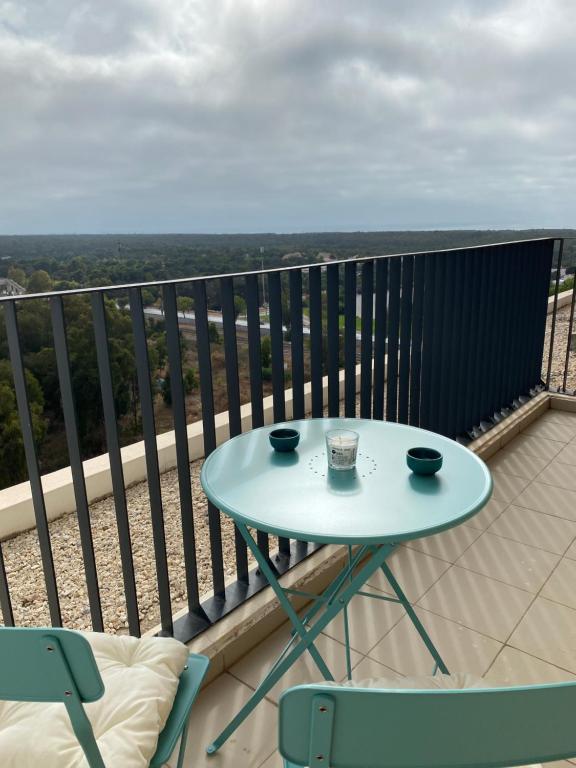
xmin=0 ymin=237 xmax=569 ymax=642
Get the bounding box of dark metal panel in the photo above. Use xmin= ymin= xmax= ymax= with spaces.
xmin=385 ymin=257 xmax=401 ymax=422
xmin=435 ymin=253 xmax=454 ymax=435
xmin=4 ymin=300 xmax=62 ymax=627
xmin=245 ymin=274 xmax=264 ymax=428
xmin=326 ymin=264 xmax=340 ymax=417
xmin=220 ymin=277 xmax=242 ymax=438
xmin=408 ymin=255 xmax=425 ymax=427
xmin=289 ymin=270 xmax=305 ymax=419
xmin=162 ymin=285 xmax=206 ymax=616
xmin=308 ymin=266 xmax=324 ymax=417
xmin=129 ymin=286 xmax=173 ymax=635
xmin=453 ymin=250 xmax=473 ymax=436
xmin=532 ymin=240 xmax=555 ymax=387
xmin=344 ymin=261 xmax=357 ymax=417
xmin=91 ymin=293 xmax=140 ymax=636
xmin=546 ymin=239 xmax=564 ymax=388
xmin=398 ymin=255 xmax=414 ymax=425
xmin=372 ymin=259 xmax=388 ymax=420
xmin=50 ymin=296 xmax=103 ymax=632
xmin=220 ymin=277 xmax=249 ymax=584
xmin=193 ymin=280 xmax=225 ymax=597
xmin=0 ymin=543 xmax=14 ymax=626
xmin=562 ymin=246 xmax=576 ymax=392
xmin=419 ymin=254 xmax=437 ymax=431
xmin=360 ymin=261 xmax=374 ymax=419
xmin=244 ymin=274 xmax=270 ymax=560
xmin=268 ymin=272 xmax=286 ymax=423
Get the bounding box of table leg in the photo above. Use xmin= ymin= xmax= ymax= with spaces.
xmin=206 ymin=540 xmax=395 ymax=754
xmin=379 ymin=558 xmax=450 ymax=675
xmin=238 ymin=523 xmax=334 ymax=682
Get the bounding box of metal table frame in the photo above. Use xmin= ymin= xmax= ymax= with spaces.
xmin=207 ymin=527 xmax=448 ymax=754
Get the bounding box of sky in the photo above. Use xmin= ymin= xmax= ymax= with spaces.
xmin=0 ymin=0 xmax=575 ymax=235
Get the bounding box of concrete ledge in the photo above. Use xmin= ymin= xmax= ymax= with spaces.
xmin=548 ymin=288 xmax=573 ymax=313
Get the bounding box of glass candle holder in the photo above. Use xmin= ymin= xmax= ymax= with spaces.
xmin=325 ymin=429 xmax=359 ymax=470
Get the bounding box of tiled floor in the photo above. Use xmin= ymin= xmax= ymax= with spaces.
xmin=175 ymin=407 xmax=576 ymax=768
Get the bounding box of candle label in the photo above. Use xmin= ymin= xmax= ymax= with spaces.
xmin=329 ymin=444 xmax=358 ymax=469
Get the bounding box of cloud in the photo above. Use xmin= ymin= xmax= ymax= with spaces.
xmin=0 ymin=0 xmax=575 ymax=233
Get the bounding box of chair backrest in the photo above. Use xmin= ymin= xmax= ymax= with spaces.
xmin=279 ymin=681 xmax=576 ymax=768
xmin=0 ymin=626 xmax=104 ymax=703
xmin=0 ymin=627 xmax=106 ymax=768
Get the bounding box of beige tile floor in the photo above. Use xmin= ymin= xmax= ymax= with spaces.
xmin=175 ymin=408 xmax=576 ymax=768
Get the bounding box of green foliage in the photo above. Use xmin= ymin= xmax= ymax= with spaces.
xmin=27 ymin=269 xmax=52 ymax=293
xmin=177 ymin=296 xmax=193 ymax=314
xmin=208 ymin=322 xmax=221 ymax=344
xmin=549 ymin=276 xmax=574 ymax=295
xmin=233 ymin=295 xmax=246 ymax=320
xmin=184 ymin=367 xmax=198 ymax=393
xmin=0 ymin=360 xmax=45 ymax=487
xmin=261 ymin=336 xmax=271 ymax=368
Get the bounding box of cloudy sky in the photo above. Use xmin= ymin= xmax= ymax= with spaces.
xmin=0 ymin=0 xmax=574 ymax=234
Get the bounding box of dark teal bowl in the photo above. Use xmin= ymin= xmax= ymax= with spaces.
xmin=269 ymin=428 xmax=300 ymax=452
xmin=407 ymin=447 xmax=443 ymax=476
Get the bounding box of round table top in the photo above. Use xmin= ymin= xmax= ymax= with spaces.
xmin=200 ymin=418 xmax=492 ymax=545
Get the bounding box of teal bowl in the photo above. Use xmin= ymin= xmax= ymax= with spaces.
xmin=269 ymin=428 xmax=300 ymax=452
xmin=407 ymin=447 xmax=443 ymax=476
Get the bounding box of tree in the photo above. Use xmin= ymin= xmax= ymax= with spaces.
xmin=7 ymin=265 xmax=26 ymax=288
xmin=233 ymin=295 xmax=246 ymax=320
xmin=184 ymin=367 xmax=198 ymax=393
xmin=27 ymin=270 xmax=53 ymax=293
xmin=208 ymin=322 xmax=221 ymax=344
xmin=261 ymin=336 xmax=271 ymax=368
xmin=0 ymin=361 xmax=45 ymax=487
xmin=177 ymin=296 xmax=193 ymax=315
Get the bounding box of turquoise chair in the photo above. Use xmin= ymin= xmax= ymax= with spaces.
xmin=279 ymin=678 xmax=576 ymax=767
xmin=0 ymin=627 xmax=209 ymax=768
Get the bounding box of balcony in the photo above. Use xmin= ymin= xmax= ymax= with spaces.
xmin=1 ymin=237 xmax=576 ymax=764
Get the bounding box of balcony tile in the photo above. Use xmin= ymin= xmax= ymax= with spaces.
xmin=455 ymin=532 xmax=559 ymax=593
xmin=488 ymin=452 xmax=549 ymax=480
xmin=351 ymin=654 xmax=403 ymax=680
xmin=366 ymin=548 xmax=450 ymax=602
xmin=513 ymin=481 xmax=576 ymax=521
xmin=319 ymin=587 xmax=406 ymax=655
xmin=485 ymin=646 xmax=576 ymax=685
xmin=229 ymin=621 xmax=361 ymax=704
xmin=491 ymin=472 xmax=531 ymax=503
xmin=367 ymin=607 xmax=501 ymax=676
xmin=521 ymin=419 xmax=576 ymax=443
xmin=565 ymin=540 xmax=576 ymax=560
xmin=504 ymin=433 xmax=565 ymax=462
xmin=541 ymin=558 xmax=576 ymax=611
xmin=464 ymin=497 xmax=508 ymax=531
xmin=509 ymin=597 xmax=576 ymax=674
xmin=537 ymin=461 xmax=576 ymax=492
xmin=417 ymin=566 xmax=533 ymax=641
xmin=488 ymin=505 xmax=576 ymax=555
xmin=555 ymin=442 xmax=576 ymax=466
xmin=403 ymin=524 xmax=482 ymax=563
xmin=177 ymin=673 xmax=277 ymax=768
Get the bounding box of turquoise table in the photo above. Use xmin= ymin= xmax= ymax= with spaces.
xmin=201 ymin=417 xmax=492 ymax=754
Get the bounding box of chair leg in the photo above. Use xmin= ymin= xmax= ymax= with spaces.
xmin=175 ymin=715 xmax=190 ymax=768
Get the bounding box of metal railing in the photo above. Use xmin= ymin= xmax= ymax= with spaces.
xmin=0 ymin=237 xmax=559 ymax=641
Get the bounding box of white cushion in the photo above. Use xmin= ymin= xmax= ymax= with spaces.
xmin=321 ymin=672 xmax=488 ymax=690
xmin=0 ymin=631 xmax=189 ymax=767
